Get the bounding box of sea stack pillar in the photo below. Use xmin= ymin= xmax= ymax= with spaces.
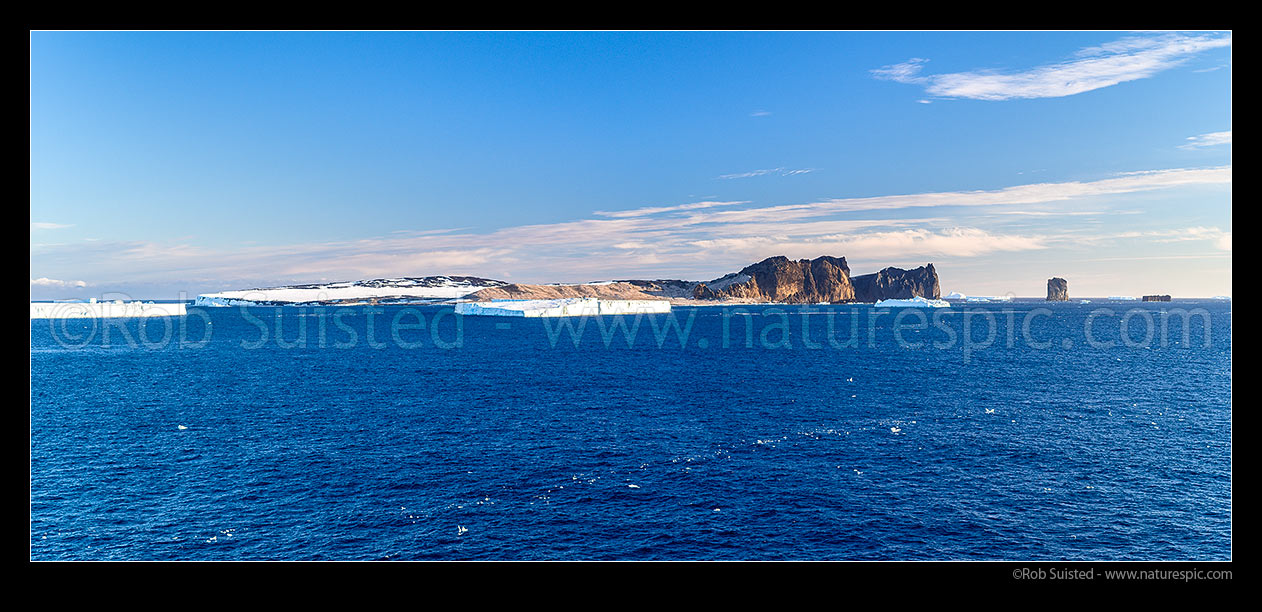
xmin=1047 ymin=277 xmax=1069 ymax=301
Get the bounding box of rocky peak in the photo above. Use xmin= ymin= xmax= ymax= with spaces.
xmin=1047 ymin=277 xmax=1069 ymax=301
xmin=851 ymin=264 xmax=940 ymax=302
xmin=691 ymin=255 xmax=856 ymax=303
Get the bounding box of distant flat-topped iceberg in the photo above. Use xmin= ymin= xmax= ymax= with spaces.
xmin=873 ymin=296 xmax=950 ymax=308
xmin=454 ymin=298 xmax=671 ymax=317
xmin=943 ymin=291 xmax=1009 ymax=302
xmin=31 ymin=300 xmax=186 ymax=319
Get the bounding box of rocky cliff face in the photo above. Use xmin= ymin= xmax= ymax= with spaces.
xmin=690 ymin=256 xmax=856 ymax=303
xmin=688 ymin=256 xmax=939 ymax=303
xmin=851 ymin=264 xmax=940 ymax=302
xmin=463 ymin=255 xmax=943 ymax=304
xmin=1047 ymin=277 xmax=1069 ymax=301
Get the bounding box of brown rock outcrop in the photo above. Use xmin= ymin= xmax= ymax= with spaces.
xmin=692 ymin=256 xmax=856 ymax=303
xmin=851 ymin=264 xmax=940 ymax=302
xmin=465 ymin=256 xmax=943 ymax=304
xmin=1047 ymin=278 xmax=1069 ymax=301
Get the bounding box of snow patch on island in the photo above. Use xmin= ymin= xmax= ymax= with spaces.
xmin=455 ymin=298 xmax=671 ymax=317
xmin=705 ymin=273 xmax=752 ymax=292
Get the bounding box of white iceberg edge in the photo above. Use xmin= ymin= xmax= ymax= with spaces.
xmin=31 ymin=301 xmax=187 ymax=319
xmin=873 ymin=296 xmax=950 ymax=308
xmin=455 ymin=298 xmax=671 ymax=317
xmin=195 ymin=284 xmax=497 ymax=306
xmin=944 ymin=291 xmax=1010 ymax=302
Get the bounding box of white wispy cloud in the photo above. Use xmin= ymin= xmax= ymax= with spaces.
xmin=689 ymin=228 xmax=1047 ymax=261
xmin=692 ymin=166 xmax=1229 ymax=222
xmin=994 ymin=210 xmax=1113 ymax=217
xmin=717 ymin=168 xmax=814 ymax=180
xmin=1113 ymin=226 xmax=1232 ymax=250
xmin=31 ymin=222 xmax=72 ymax=231
xmin=1217 ymin=232 xmax=1232 ymax=251
xmin=872 ymin=33 xmax=1231 ymax=101
xmin=871 ymin=57 xmax=929 ymax=82
xmin=31 ymin=277 xmax=87 ymax=288
xmin=749 ymin=110 xmax=772 ymax=117
xmin=1055 ymin=225 xmax=1232 ymax=253
xmin=1179 ymin=130 xmax=1232 ymax=149
xmin=594 ymin=200 xmax=748 ymax=218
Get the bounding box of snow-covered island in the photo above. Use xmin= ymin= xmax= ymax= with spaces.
xmin=195 ymin=276 xmax=508 ymax=306
xmin=31 ymin=300 xmax=187 ymax=319
xmin=455 ymin=298 xmax=671 ymax=317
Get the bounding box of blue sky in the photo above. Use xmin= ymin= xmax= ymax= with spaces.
xmin=30 ymin=31 xmax=1232 ymax=298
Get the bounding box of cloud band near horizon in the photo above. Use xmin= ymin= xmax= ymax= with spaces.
xmin=30 ymin=165 xmax=1231 ymax=293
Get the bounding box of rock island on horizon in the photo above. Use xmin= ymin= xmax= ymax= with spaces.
xmin=194 ymin=255 xmax=942 ymax=307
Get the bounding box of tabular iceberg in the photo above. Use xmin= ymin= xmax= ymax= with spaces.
xmin=945 ymin=291 xmax=1010 ymax=303
xmin=31 ymin=300 xmax=187 ymax=319
xmin=195 ymin=276 xmax=508 ymax=306
xmin=873 ymin=296 xmax=950 ymax=308
xmin=454 ymin=298 xmax=671 ymax=317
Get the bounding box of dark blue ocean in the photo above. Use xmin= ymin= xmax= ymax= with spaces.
xmin=30 ymin=301 xmax=1231 ymax=560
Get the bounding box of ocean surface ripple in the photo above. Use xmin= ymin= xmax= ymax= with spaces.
xmin=30 ymin=302 xmax=1231 ymax=560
